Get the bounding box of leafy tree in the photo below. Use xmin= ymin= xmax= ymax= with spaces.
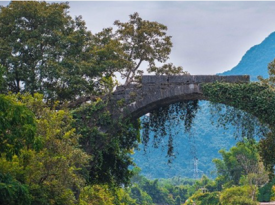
xmin=240 ymin=162 xmax=269 ymax=201
xmin=72 ymin=99 xmax=140 ymax=187
xmin=19 ymin=93 xmax=90 ymax=205
xmin=129 ymin=185 xmax=153 ymax=205
xmin=258 ymin=178 xmax=275 ymax=202
xmin=0 ymin=93 xmax=36 ymax=160
xmin=0 ymin=173 xmax=31 ymax=205
xmin=116 ymin=188 xmax=138 ymax=205
xmin=79 ymin=185 xmax=115 ymax=205
xmin=114 ymin=12 xmax=171 ymax=84
xmin=137 ymin=179 xmax=175 ymax=204
xmin=220 ymin=186 xmax=258 ymax=205
xmin=0 ymin=93 xmax=33 ymax=204
xmin=213 ymin=141 xmax=260 ymax=187
xmin=258 ymin=132 xmax=275 ymax=178
xmin=94 ymin=12 xmax=186 ymax=85
xmin=184 ymin=191 xmax=220 ymax=205
xmin=0 ymin=1 xmax=98 ymax=102
xmin=0 ymin=2 xmax=187 ymax=105
xmin=0 ymin=93 xmax=90 ymax=205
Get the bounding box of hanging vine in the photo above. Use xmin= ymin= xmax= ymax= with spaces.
xmin=208 ymin=102 xmax=268 ymax=140
xmin=202 ymin=82 xmax=275 ymax=127
xmin=141 ymin=100 xmax=199 ymax=162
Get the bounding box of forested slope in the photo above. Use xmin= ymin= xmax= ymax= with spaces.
xmin=221 ymin=32 xmax=275 ymax=80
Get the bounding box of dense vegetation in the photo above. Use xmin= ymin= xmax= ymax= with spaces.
xmin=0 ymin=1 xmax=185 ymax=204
xmin=2 ymin=1 xmax=275 ymax=205
xmin=115 ymin=141 xmax=272 ymax=204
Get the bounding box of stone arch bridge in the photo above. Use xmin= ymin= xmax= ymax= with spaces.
xmin=111 ymin=75 xmax=250 ymax=119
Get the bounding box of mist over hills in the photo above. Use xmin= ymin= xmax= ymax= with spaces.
xmin=133 ymin=31 xmax=275 ymax=179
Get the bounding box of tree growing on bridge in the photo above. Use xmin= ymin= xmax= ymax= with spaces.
xmin=114 ymin=12 xmax=186 ymax=84
xmin=93 ymin=12 xmax=187 ymax=85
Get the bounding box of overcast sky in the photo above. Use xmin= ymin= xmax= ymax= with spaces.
xmin=67 ymin=1 xmax=275 ymax=75
xmin=2 ymin=1 xmax=275 ymax=75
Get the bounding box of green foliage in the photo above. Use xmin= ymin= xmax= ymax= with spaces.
xmin=0 ymin=1 xmax=97 ymax=102
xmin=92 ymin=12 xmax=186 ymax=85
xmin=213 ymin=141 xmax=260 ymax=187
xmin=129 ymin=185 xmax=153 ymax=205
xmin=114 ymin=12 xmax=182 ymax=84
xmin=128 ymin=170 xmax=205 ymax=205
xmin=23 ymin=94 xmax=89 ymax=205
xmin=258 ymin=132 xmax=275 ymax=178
xmin=148 ymin=63 xmax=188 ymax=76
xmin=72 ymin=99 xmax=140 ymax=186
xmin=0 ymin=173 xmax=31 ymax=205
xmin=0 ymin=93 xmax=90 ymax=205
xmin=220 ymin=186 xmax=258 ymax=205
xmin=0 ymin=94 xmax=36 ymax=160
xmin=184 ymin=191 xmax=220 ymax=205
xmin=258 ymin=179 xmax=275 ymax=202
xmin=116 ymin=188 xmax=138 ymax=205
xmin=79 ymin=185 xmax=115 ymax=205
xmin=141 ymin=100 xmax=199 ymax=161
xmin=202 ymin=82 xmax=275 ymax=175
xmin=202 ymin=82 xmax=274 ymax=130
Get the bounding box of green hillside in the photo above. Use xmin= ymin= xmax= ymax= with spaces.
xmin=221 ymin=32 xmax=275 ymax=81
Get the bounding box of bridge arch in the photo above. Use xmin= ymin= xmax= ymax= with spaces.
xmin=111 ymin=75 xmax=250 ymax=119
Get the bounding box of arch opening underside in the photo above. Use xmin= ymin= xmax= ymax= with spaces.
xmin=133 ymin=99 xmax=262 ymax=179
xmin=127 ymin=93 xmax=206 ymax=120
xmin=133 ymin=98 xmax=265 ymax=178
xmin=125 ymin=89 xmax=266 ymax=142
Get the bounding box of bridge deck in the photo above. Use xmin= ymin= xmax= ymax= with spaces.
xmin=111 ymin=75 xmax=250 ymax=119
xmin=142 ymin=75 xmax=250 ymax=84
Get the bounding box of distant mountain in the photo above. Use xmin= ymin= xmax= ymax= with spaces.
xmin=133 ymin=32 xmax=275 ymax=179
xmin=221 ymin=32 xmax=275 ymax=81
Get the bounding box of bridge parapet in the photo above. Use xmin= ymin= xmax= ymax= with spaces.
xmin=111 ymin=75 xmax=250 ymax=119
xmin=141 ymin=75 xmax=250 ymax=84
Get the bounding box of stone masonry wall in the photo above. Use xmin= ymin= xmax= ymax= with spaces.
xmin=111 ymin=75 xmax=250 ymax=119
